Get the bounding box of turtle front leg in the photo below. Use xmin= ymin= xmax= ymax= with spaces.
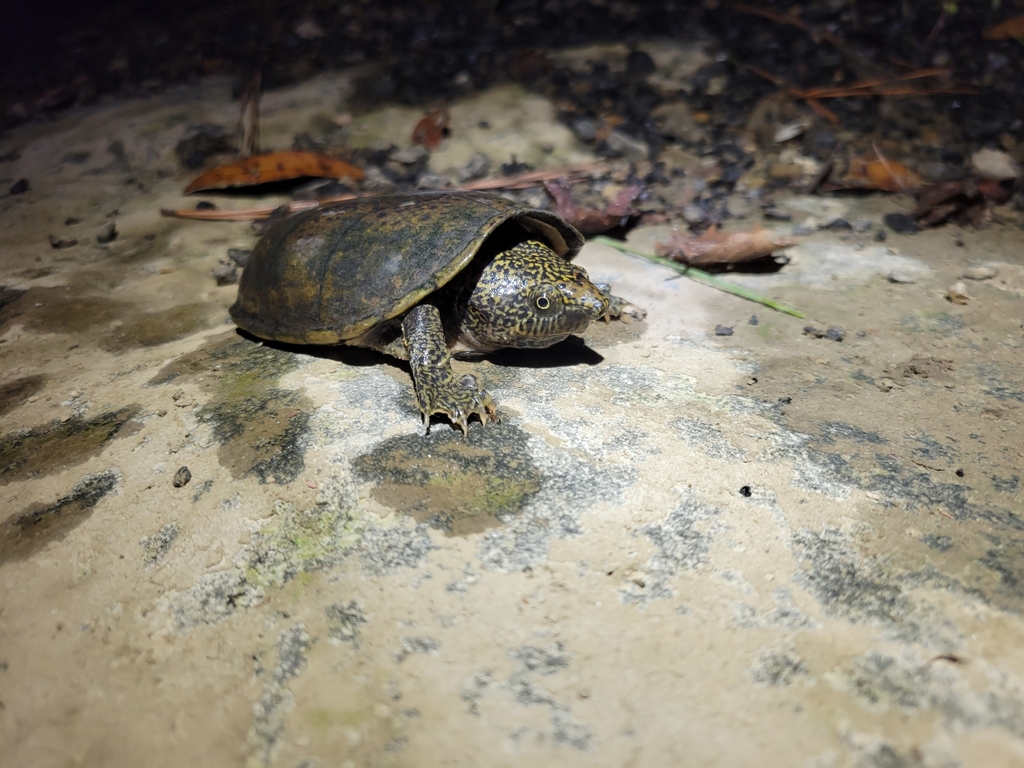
xmin=594 ymin=283 xmax=647 ymax=322
xmin=402 ymin=304 xmax=498 ymax=433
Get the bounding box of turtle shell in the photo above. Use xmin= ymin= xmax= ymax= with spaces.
xmin=230 ymin=191 xmax=584 ymax=345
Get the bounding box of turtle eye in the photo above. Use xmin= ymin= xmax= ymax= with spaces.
xmin=532 ymin=285 xmax=557 ymax=313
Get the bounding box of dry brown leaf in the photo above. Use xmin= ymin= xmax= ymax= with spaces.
xmin=412 ymin=109 xmax=450 ymax=151
xmin=543 ymin=178 xmax=644 ymax=236
xmin=838 ymin=157 xmax=923 ymax=192
xmin=983 ymin=14 xmax=1024 ymax=40
xmin=183 ymin=151 xmax=364 ymax=193
xmin=655 ymin=227 xmax=796 ymax=267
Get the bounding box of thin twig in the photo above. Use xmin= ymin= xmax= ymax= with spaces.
xmin=161 ymin=161 xmax=618 ymax=220
xmin=590 ymin=236 xmax=805 ymax=318
xmin=871 ymin=140 xmax=912 ymax=195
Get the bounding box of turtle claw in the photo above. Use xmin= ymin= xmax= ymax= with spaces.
xmin=418 ymin=372 xmax=498 ymax=434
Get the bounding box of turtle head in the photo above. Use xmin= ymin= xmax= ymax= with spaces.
xmin=457 ymin=240 xmax=609 ymax=352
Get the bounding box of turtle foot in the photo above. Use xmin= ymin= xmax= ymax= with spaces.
xmin=418 ymin=372 xmax=498 ymax=434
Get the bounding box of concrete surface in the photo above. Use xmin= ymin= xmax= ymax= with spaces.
xmin=1 ymin=66 xmax=1024 ymax=768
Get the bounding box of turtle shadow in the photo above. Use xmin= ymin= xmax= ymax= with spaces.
xmin=237 ymin=330 xmax=604 ymax=370
xmin=483 ymin=335 xmax=605 ymax=368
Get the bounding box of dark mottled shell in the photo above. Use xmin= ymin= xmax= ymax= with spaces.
xmin=230 ymin=191 xmax=584 ymax=344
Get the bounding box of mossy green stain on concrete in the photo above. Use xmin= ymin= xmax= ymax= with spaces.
xmin=352 ymin=424 xmax=542 ymax=535
xmin=0 ymin=374 xmax=46 ymax=417
xmin=0 ymin=469 xmax=119 ymax=565
xmin=0 ymin=406 xmax=139 ymax=485
xmin=152 ymin=335 xmax=312 ymax=484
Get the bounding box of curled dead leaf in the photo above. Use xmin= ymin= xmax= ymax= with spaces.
xmin=655 ymin=227 xmax=796 ymax=267
xmin=183 ymin=151 xmax=364 ymax=194
xmin=412 ymin=109 xmax=450 ymax=151
xmin=836 ymin=157 xmax=923 ymax=193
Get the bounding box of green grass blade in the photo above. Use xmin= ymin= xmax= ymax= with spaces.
xmin=591 ymin=235 xmax=805 ymax=319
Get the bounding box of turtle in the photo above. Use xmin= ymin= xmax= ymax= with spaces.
xmin=230 ymin=190 xmax=645 ymax=432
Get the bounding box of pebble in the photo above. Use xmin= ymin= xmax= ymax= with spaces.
xmin=883 ymin=213 xmax=920 ymax=234
xmin=970 ymin=148 xmax=1020 ymax=180
xmin=853 ymin=218 xmax=873 ymax=233
xmin=570 ymin=116 xmax=599 ymax=143
xmin=415 ymin=171 xmax=452 ymax=189
xmin=97 ymin=221 xmax=118 ymax=244
xmin=725 ymin=194 xmax=751 ymax=218
xmin=887 ymin=271 xmax=916 ymax=284
xmin=212 ymin=262 xmax=238 ymax=286
xmin=714 ymin=325 xmax=734 ymax=336
xmin=682 ymin=204 xmax=706 ymax=224
xmin=49 ymin=235 xmax=77 ymax=249
xmin=10 ymin=178 xmax=30 ymax=194
xmin=803 ymin=325 xmax=845 ymax=342
xmin=874 ymin=229 xmax=888 ymax=242
xmin=173 ymin=466 xmax=192 ymax=488
xmin=961 ymin=265 xmax=997 ymax=281
xmin=824 ymin=218 xmax=852 ymax=231
xmin=605 ymin=129 xmax=650 ymax=160
xmin=457 ymin=153 xmax=491 ymax=182
xmin=947 ymin=281 xmax=970 ymax=305
xmin=227 ymin=248 xmax=251 ymax=268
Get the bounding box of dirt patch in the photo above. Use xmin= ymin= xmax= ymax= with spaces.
xmin=353 ymin=424 xmax=541 ymax=535
xmin=0 ymin=373 xmax=46 ymax=417
xmin=0 ymin=468 xmax=120 ymax=565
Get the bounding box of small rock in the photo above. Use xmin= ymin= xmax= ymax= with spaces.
xmin=293 ymin=13 xmax=325 ymax=40
xmin=714 ymin=325 xmax=734 ymax=336
xmin=767 ymin=162 xmax=804 ymax=181
xmin=212 ymin=262 xmax=238 ymax=286
xmin=416 ymin=171 xmax=453 ymax=189
xmin=763 ymin=207 xmax=792 ymax=221
xmin=10 ymin=178 xmax=30 ymax=194
xmin=361 ymin=166 xmax=396 ymax=191
xmin=173 ymin=466 xmax=192 ymax=488
xmin=97 ymin=221 xmax=118 ymax=244
xmin=456 ymin=153 xmax=491 ymax=183
xmin=48 ymin=235 xmax=77 ymax=249
xmin=175 ymin=125 xmax=233 ymax=170
xmin=876 ymin=377 xmax=895 ymax=392
xmin=748 ymin=315 xmax=759 ymax=326
xmin=947 ymin=281 xmax=970 ymax=305
xmin=961 ymin=265 xmax=997 ymax=281
xmin=227 ymin=248 xmax=251 ymax=268
xmin=971 ymin=148 xmax=1020 ymax=180
xmin=682 ymin=204 xmax=706 ymax=224
xmin=650 ymin=102 xmax=706 ymax=144
xmin=803 ymin=325 xmax=845 ymax=342
xmin=65 ymin=216 xmax=82 ymax=225
xmin=773 ymin=119 xmax=809 ymax=143
xmin=570 ymin=116 xmax=599 ymax=143
xmin=196 ymin=200 xmax=217 ymax=211
xmin=883 ymin=213 xmax=920 ymax=234
xmin=874 ymin=229 xmax=888 ymax=242
xmin=824 ymin=218 xmax=852 ymax=231
xmin=725 ymin=194 xmax=751 ymax=218
xmin=852 ymin=218 xmax=873 ymax=233
xmin=626 ymin=49 xmax=656 ymax=78
xmin=887 ymin=271 xmax=916 ymax=284
xmin=605 ymin=129 xmax=650 ymax=161
xmin=390 ymin=146 xmax=428 ymax=165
